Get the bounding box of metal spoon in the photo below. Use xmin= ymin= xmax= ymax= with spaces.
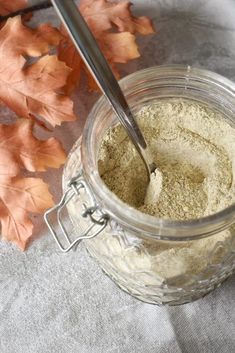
xmin=51 ymin=0 xmax=156 ymax=178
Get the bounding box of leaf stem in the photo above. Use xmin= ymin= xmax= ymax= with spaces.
xmin=0 ymin=1 xmax=52 ymax=22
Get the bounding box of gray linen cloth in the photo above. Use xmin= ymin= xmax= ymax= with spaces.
xmin=0 ymin=1 xmax=235 ymax=352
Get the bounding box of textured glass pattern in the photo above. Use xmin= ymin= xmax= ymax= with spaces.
xmin=64 ymin=140 xmax=235 ymax=305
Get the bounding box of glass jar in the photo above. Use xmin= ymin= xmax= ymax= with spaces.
xmin=45 ymin=65 xmax=235 ymax=305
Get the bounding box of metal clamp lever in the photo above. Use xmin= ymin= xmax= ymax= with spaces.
xmin=44 ymin=173 xmax=108 ymax=253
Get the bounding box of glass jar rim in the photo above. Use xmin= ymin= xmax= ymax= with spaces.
xmin=81 ymin=64 xmax=235 ymax=240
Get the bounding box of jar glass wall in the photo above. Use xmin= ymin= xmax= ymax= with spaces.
xmin=63 ymin=65 xmax=235 ymax=305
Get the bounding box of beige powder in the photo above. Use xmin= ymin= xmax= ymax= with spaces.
xmin=65 ymin=98 xmax=235 ymax=287
xmin=98 ymin=98 xmax=235 ymax=220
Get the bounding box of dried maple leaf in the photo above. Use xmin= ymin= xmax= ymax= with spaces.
xmin=0 ymin=17 xmax=62 ymax=57
xmin=0 ymin=119 xmax=66 ymax=249
xmin=0 ymin=176 xmax=54 ymax=250
xmin=79 ymin=0 xmax=154 ymax=35
xmin=58 ymin=0 xmax=154 ymax=93
xmin=0 ymin=119 xmax=66 ymax=177
xmin=0 ymin=17 xmax=75 ymax=126
xmin=0 ymin=17 xmax=75 ymax=250
xmin=0 ymin=0 xmax=27 ymax=16
xmin=99 ymin=32 xmax=140 ymax=64
xmin=58 ymin=26 xmax=83 ymax=95
xmin=84 ymin=32 xmax=140 ymax=91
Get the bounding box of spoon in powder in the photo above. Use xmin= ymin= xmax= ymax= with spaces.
xmin=51 ymin=0 xmax=156 ymax=180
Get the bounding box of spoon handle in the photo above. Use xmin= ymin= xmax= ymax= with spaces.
xmin=51 ymin=0 xmax=155 ymax=175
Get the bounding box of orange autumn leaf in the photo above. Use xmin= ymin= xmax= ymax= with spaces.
xmin=0 ymin=17 xmax=62 ymax=57
xmin=0 ymin=0 xmax=27 ymax=16
xmin=79 ymin=0 xmax=154 ymax=35
xmin=84 ymin=32 xmax=140 ymax=91
xmin=58 ymin=0 xmax=154 ymax=93
xmin=0 ymin=119 xmax=66 ymax=177
xmin=100 ymin=32 xmax=140 ymax=64
xmin=0 ymin=177 xmax=54 ymax=250
xmin=0 ymin=17 xmax=75 ymax=126
xmin=0 ymin=119 xmax=66 ymax=249
xmin=0 ymin=17 xmax=75 ymax=250
xmin=58 ymin=25 xmax=83 ymax=96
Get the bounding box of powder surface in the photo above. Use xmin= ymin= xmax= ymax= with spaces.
xmin=65 ymin=98 xmax=235 ymax=288
xmin=98 ymin=98 xmax=235 ymax=220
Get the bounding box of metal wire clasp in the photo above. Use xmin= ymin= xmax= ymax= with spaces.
xmin=44 ymin=172 xmax=108 ymax=253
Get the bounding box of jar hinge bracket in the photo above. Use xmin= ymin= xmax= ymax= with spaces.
xmin=44 ymin=172 xmax=108 ymax=253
